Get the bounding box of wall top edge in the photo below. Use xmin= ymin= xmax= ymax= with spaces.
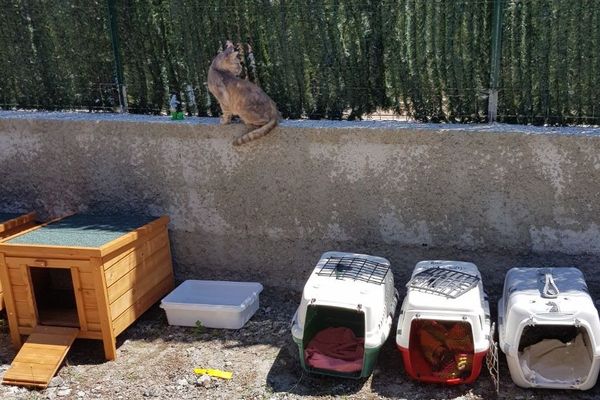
xmin=1 ymin=110 xmax=599 ymax=137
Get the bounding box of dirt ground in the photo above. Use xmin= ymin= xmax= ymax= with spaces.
xmin=2 ymin=283 xmax=600 ymax=400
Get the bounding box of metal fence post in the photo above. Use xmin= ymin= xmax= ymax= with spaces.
xmin=488 ymin=0 xmax=504 ymax=123
xmin=107 ymin=0 xmax=127 ymax=113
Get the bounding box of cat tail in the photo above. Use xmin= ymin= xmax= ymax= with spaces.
xmin=233 ymin=119 xmax=278 ymax=146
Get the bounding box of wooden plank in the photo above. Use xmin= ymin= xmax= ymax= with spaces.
xmin=23 ymin=264 xmax=39 ymax=325
xmin=11 ymin=285 xmax=30 ymax=302
xmin=17 ymin=326 xmax=103 ymax=339
xmin=0 ymin=253 xmax=26 ymax=349
xmin=107 ymin=244 xmax=170 ymax=304
xmin=2 ymin=326 xmax=78 ymax=388
xmin=4 ymin=366 xmax=68 ymax=386
xmin=71 ymin=267 xmax=88 ymax=332
xmin=18 ymin=330 xmax=77 ymax=346
xmin=14 ymin=301 xmax=35 ymax=319
xmin=102 ymin=229 xmax=168 ymax=272
xmin=17 ymin=318 xmax=34 ymax=328
xmin=11 ymin=344 xmax=66 ymax=356
xmin=10 ymin=354 xmax=64 ymax=365
xmin=91 ymin=257 xmax=117 ymax=361
xmin=4 ymin=258 xmax=20 ymax=268
xmin=0 ymin=222 xmax=37 ymax=240
xmin=3 ymin=372 xmax=54 ymax=388
xmin=103 ymin=247 xmax=156 ymax=288
xmin=4 ymin=257 xmax=90 ymax=269
xmin=37 ymin=309 xmax=79 ymax=328
xmin=0 ymin=223 xmax=41 ymax=242
xmin=8 ymin=362 xmax=58 ymax=373
xmin=112 ymin=275 xmax=174 ymax=336
xmin=103 ymin=231 xmax=168 ymax=286
xmin=82 ymin=289 xmax=97 ymax=306
xmin=85 ymin=308 xmax=100 ymax=324
xmin=0 ymin=212 xmax=36 ymax=236
xmin=99 ymin=216 xmax=169 ymax=258
xmin=8 ymin=268 xmax=26 ymax=285
xmin=109 ymin=257 xmax=172 ymax=318
xmin=0 ymin=244 xmax=101 ymax=258
xmin=79 ymin=272 xmax=95 ymax=289
xmin=86 ymin=323 xmax=102 ymax=333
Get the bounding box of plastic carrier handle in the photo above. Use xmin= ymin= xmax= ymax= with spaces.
xmin=541 ymin=271 xmax=559 ymax=298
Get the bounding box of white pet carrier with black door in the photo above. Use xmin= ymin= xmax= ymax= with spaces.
xmin=290 ymin=251 xmax=398 ymax=378
xmin=498 ymin=267 xmax=600 ymax=390
xmin=396 ymin=260 xmax=493 ymax=385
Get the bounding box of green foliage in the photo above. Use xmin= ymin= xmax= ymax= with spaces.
xmin=0 ymin=0 xmax=598 ymax=124
xmin=0 ymin=0 xmax=114 ymax=111
xmin=194 ymin=320 xmax=205 ymax=337
xmin=498 ymin=0 xmax=600 ymax=125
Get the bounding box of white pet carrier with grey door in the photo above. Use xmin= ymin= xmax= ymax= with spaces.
xmin=498 ymin=267 xmax=600 ymax=390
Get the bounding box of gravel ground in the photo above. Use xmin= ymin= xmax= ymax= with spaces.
xmin=1 ymin=284 xmax=600 ymax=400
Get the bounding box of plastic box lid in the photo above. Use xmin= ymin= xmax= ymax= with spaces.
xmin=161 ymin=280 xmax=263 ymax=311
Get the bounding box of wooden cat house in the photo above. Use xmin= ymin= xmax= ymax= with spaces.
xmin=0 ymin=212 xmax=37 ymax=311
xmin=0 ymin=214 xmax=174 ymax=388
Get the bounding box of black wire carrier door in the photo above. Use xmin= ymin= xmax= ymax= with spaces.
xmin=407 ymin=267 xmax=480 ymax=299
xmin=316 ymin=256 xmax=390 ymax=285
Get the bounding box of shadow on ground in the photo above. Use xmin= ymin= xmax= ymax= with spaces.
xmin=266 ymin=337 xmax=368 ymax=397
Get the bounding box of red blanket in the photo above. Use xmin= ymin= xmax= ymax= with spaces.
xmin=304 ymin=327 xmax=364 ymax=372
xmin=418 ymin=321 xmax=474 ymax=378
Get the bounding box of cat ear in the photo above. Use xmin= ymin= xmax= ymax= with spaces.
xmin=225 ymin=40 xmax=234 ymax=49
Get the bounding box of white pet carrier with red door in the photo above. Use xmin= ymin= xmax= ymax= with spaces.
xmin=396 ymin=260 xmax=493 ymax=385
xmin=498 ymin=267 xmax=600 ymax=390
xmin=290 ymin=251 xmax=398 ymax=378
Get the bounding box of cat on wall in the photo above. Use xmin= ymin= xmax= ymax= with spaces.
xmin=207 ymin=41 xmax=281 ymax=146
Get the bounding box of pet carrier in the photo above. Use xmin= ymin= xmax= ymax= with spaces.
xmin=291 ymin=251 xmax=398 ymax=378
xmin=396 ymin=260 xmax=493 ymax=385
xmin=498 ymin=267 xmax=600 ymax=390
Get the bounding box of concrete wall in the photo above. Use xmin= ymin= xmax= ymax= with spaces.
xmin=1 ymin=112 xmax=600 ymax=288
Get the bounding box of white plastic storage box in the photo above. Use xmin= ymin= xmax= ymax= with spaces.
xmin=160 ymin=280 xmax=263 ymax=329
xmin=396 ymin=261 xmax=492 ymax=385
xmin=498 ymin=267 xmax=600 ymax=390
xmin=290 ymin=251 xmax=398 ymax=378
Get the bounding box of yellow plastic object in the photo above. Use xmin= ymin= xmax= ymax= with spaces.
xmin=193 ymin=368 xmax=233 ymax=380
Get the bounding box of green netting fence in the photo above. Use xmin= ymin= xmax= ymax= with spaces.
xmin=0 ymin=0 xmax=598 ymax=125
